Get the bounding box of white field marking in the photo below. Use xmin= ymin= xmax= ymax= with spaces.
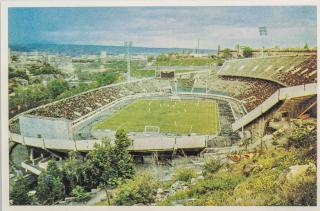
xmin=239 ymin=65 xmax=245 ymax=71
xmin=189 ymin=125 xmax=193 ymax=133
xmin=252 ymin=65 xmax=259 ymax=71
xmin=264 ymin=65 xmax=273 ymax=72
xmin=275 ymin=66 xmax=284 ymax=73
xmin=286 ymin=66 xmax=295 ymax=73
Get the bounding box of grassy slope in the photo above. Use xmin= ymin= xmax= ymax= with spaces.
xmin=157 ymin=146 xmax=316 ymax=206
xmin=94 ymin=99 xmax=219 ymax=135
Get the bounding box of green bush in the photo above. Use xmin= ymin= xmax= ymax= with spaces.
xmin=202 ymin=158 xmax=222 ymax=176
xmin=71 ymin=186 xmax=89 ymax=202
xmin=10 ymin=175 xmax=32 ymax=205
xmin=112 ymin=173 xmax=159 ymax=205
xmin=288 ymin=120 xmax=316 ymax=148
xmin=191 ymin=174 xmax=245 ymax=195
xmin=243 ymin=46 xmax=253 ymax=58
xmin=173 ymin=168 xmax=197 ymax=182
xmin=217 ymin=60 xmax=224 ymax=66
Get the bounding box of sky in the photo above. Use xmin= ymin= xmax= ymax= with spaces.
xmin=9 ymin=6 xmax=317 ymax=49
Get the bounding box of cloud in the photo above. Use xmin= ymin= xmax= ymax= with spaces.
xmin=10 ymin=6 xmax=317 ymax=48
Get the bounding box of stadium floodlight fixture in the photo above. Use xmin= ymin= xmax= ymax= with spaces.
xmin=259 ymin=26 xmax=267 ymax=57
xmin=259 ymin=26 xmax=268 ymax=36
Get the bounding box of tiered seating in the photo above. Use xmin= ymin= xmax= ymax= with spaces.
xmin=222 ymin=76 xmax=282 ymax=111
xmin=218 ymin=55 xmax=317 ymax=86
xmin=29 ymin=86 xmax=121 ymax=120
xmin=193 ymin=71 xmax=253 ymax=96
xmin=28 ymin=79 xmax=171 ymax=120
xmin=192 ymin=71 xmax=282 ymax=112
xmin=277 ymin=56 xmax=317 ymax=86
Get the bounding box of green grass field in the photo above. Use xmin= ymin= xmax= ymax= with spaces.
xmin=94 ymin=99 xmax=220 ymax=135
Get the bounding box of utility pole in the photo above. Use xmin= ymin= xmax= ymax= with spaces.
xmin=125 ymin=41 xmax=132 ymax=81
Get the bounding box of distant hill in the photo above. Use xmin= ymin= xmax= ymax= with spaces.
xmin=9 ymin=43 xmax=217 ymax=56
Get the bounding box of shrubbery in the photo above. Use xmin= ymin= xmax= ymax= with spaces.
xmin=71 ymin=186 xmax=90 ymax=202
xmin=288 ymin=119 xmax=316 ymax=148
xmin=173 ymin=168 xmax=197 ymax=182
xmin=112 ymin=173 xmax=159 ymax=205
xmin=202 ymin=158 xmax=222 ymax=176
xmin=192 ymin=174 xmax=245 ymax=195
xmin=277 ymin=163 xmax=317 ymax=206
xmin=36 ymin=160 xmax=65 ymax=205
xmin=10 ymin=175 xmax=32 ymax=205
xmin=243 ymin=46 xmax=253 ymax=58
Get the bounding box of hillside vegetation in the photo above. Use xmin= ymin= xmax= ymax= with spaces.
xmin=99 ymin=118 xmax=317 ymax=206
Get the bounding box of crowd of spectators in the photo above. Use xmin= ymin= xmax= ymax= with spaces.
xmin=28 ymin=79 xmax=171 ymax=120
xmin=193 ymin=71 xmax=282 ymax=112
xmin=218 ymin=55 xmax=316 ymax=87
xmin=277 ymin=56 xmax=317 ymax=86
xmin=221 ymin=76 xmax=283 ymax=111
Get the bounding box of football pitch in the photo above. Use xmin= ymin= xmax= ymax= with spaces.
xmin=94 ymin=99 xmax=220 ymax=135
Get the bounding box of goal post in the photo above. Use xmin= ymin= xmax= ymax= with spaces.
xmin=144 ymin=125 xmax=160 ymax=134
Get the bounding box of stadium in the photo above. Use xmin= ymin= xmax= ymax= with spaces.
xmin=9 ymin=54 xmax=317 ymax=168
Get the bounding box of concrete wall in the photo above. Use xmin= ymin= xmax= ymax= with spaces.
xmin=9 ymin=132 xmax=207 ymax=152
xmin=19 ymin=115 xmax=73 ymax=140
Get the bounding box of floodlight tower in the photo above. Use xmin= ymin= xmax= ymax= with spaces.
xmin=259 ymin=26 xmax=268 ymax=57
xmin=125 ymin=41 xmax=132 ymax=81
xmin=197 ymin=38 xmax=200 ymax=57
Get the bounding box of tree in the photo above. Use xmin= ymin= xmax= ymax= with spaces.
xmin=62 ymin=151 xmax=87 ymax=194
xmin=47 ymin=79 xmax=69 ymax=99
xmin=9 ymin=83 xmax=50 ymax=116
xmin=304 ymin=43 xmax=309 ymax=50
xmin=36 ymin=160 xmax=65 ymax=205
xmin=223 ymin=48 xmax=232 ymax=59
xmin=85 ymin=130 xmax=135 ymax=204
xmin=147 ymin=54 xmax=154 ymax=62
xmin=93 ymin=71 xmax=117 ymax=86
xmin=40 ymin=63 xmax=61 ymax=75
xmin=10 ymin=175 xmax=32 ymax=205
xmin=112 ymin=130 xmax=135 ymax=180
xmin=243 ymin=46 xmax=253 ymax=58
xmin=156 ymin=53 xmax=169 ymax=62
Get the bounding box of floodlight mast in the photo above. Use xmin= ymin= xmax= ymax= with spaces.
xmin=125 ymin=41 xmax=132 ymax=81
xmin=259 ymin=26 xmax=268 ymax=57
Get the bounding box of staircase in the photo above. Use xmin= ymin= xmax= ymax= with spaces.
xmin=217 ymin=101 xmax=240 ymax=141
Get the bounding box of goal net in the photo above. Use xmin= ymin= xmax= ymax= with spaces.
xmin=144 ymin=125 xmax=160 ymax=134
